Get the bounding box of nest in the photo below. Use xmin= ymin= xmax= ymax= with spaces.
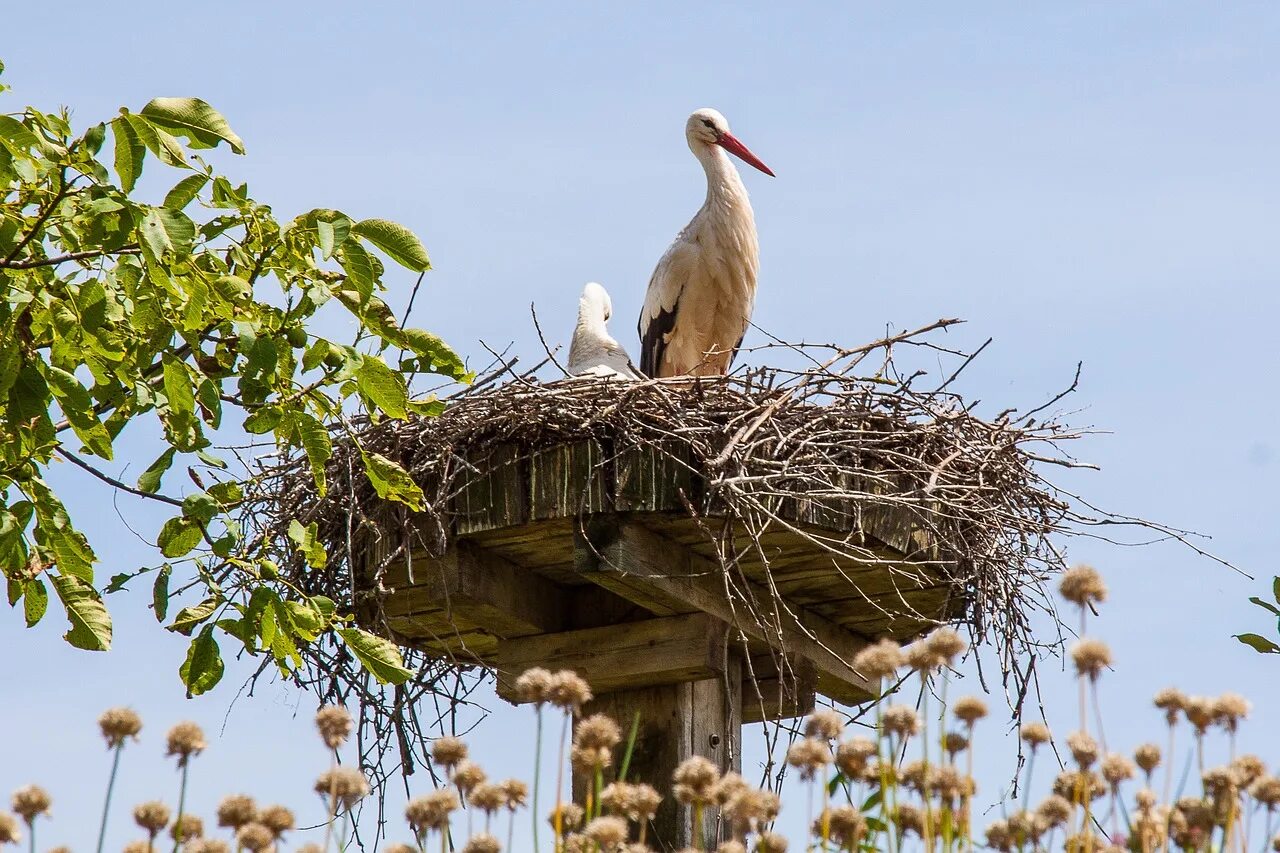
xmin=243 ymin=318 xmax=1195 ymax=788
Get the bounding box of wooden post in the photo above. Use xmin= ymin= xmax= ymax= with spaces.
xmin=573 ymin=656 xmax=743 ymax=849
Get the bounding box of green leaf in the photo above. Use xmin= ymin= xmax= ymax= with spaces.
xmin=23 ymin=578 xmax=48 ymax=627
xmin=44 ymin=365 xmax=114 ymax=459
xmin=168 ymin=596 xmax=220 ymax=636
xmin=163 ymin=174 xmax=209 ymax=210
xmin=361 ymin=451 xmax=424 ymax=511
xmin=1250 ymin=596 xmax=1280 ymax=617
xmin=336 ymin=627 xmax=416 ymax=685
xmin=242 ymin=406 xmax=282 ymax=434
xmin=162 ymin=355 xmax=200 ymax=450
xmin=141 ymin=98 xmax=245 ymax=154
xmin=295 ymin=412 xmax=331 ymax=494
xmin=398 ymin=327 xmax=468 ymax=380
xmin=50 ymin=573 xmax=112 ymax=651
xmin=1234 ymin=633 xmax=1280 ymax=654
xmin=356 ymin=356 xmax=409 ymax=418
xmin=351 ymin=219 xmax=431 ymax=271
xmin=140 ymin=208 xmax=196 ymax=259
xmin=110 ymin=116 xmax=145 ymax=192
xmin=179 ymin=626 xmax=225 ymax=696
xmin=0 ymin=114 xmax=40 ymax=156
xmin=287 ymin=519 xmax=327 ymax=569
xmin=153 ymin=564 xmax=172 ymax=622
xmin=1273 ymin=576 xmax=1280 ymax=606
xmin=157 ymin=516 xmax=203 ymax=558
xmin=124 ymin=113 xmax=188 ymax=168
xmin=137 ymin=447 xmax=177 ymax=494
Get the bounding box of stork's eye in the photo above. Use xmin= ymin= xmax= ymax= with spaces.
xmin=702 ymin=119 xmax=716 ymax=129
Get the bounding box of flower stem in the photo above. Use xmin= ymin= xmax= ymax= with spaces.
xmin=533 ymin=706 xmax=543 ymax=853
xmin=96 ymin=745 xmax=123 ymax=853
xmin=172 ymin=760 xmax=191 ymax=853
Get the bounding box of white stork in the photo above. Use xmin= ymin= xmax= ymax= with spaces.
xmin=566 ymin=282 xmax=642 ymax=379
xmin=638 ymin=108 xmax=774 ymax=378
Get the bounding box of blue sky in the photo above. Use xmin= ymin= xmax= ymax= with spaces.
xmin=3 ymin=2 xmax=1280 ymax=849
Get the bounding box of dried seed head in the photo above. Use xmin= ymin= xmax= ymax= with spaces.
xmin=256 ymin=805 xmax=294 ymax=837
xmin=1273 ymin=834 xmax=1280 ymax=853
xmin=1135 ymin=789 xmax=1158 ymax=812
xmin=932 ymin=764 xmax=973 ymax=802
xmin=216 ymin=795 xmax=257 ymax=829
xmin=1153 ymin=688 xmax=1188 ymax=724
xmin=170 ymin=814 xmax=204 ymax=842
xmin=431 ymin=736 xmax=468 ymax=769
xmin=98 ymin=708 xmax=143 ymax=748
xmin=461 ymin=833 xmax=501 ymax=853
xmin=571 ymin=745 xmax=613 ymax=773
xmin=1020 ymin=722 xmax=1052 ymax=748
xmin=1067 ymin=731 xmax=1099 ymax=769
xmin=723 ymin=787 xmax=773 ymax=829
xmin=785 ymin=738 xmax=832 ymax=779
xmin=187 ymin=840 xmax=232 ymax=853
xmin=1101 ymin=754 xmax=1136 ymax=787
xmin=1059 ymin=564 xmax=1107 ymax=608
xmin=469 ymin=783 xmax=508 ymax=814
xmin=804 ymin=709 xmax=845 ymax=741
xmin=1006 ymin=811 xmax=1035 ymax=845
xmin=165 ymin=722 xmax=206 ymax=764
xmin=313 ymin=767 xmax=370 ymax=808
xmin=631 ymin=785 xmax=662 ymax=822
xmin=672 ymin=756 xmax=720 ymax=804
xmin=574 ymin=714 xmax=622 ymax=751
xmin=712 ymin=772 xmax=749 ymax=807
xmin=405 ymin=789 xmax=460 ymax=833
xmin=835 ymin=737 xmax=877 ymax=777
xmin=9 ymin=786 xmax=50 ymax=823
xmin=237 ymin=823 xmax=274 ymax=853
xmin=755 ymin=831 xmax=788 ymax=853
xmin=853 ymin=639 xmax=903 ymax=680
xmin=584 ymin=816 xmax=628 ymax=850
xmin=1070 ymin=639 xmax=1113 ymax=680
xmin=718 ymin=844 xmax=746 ymax=853
xmin=952 ymin=696 xmax=988 ymax=726
xmin=882 ymin=705 xmax=922 ymax=738
xmin=1051 ymin=770 xmax=1107 ymax=802
xmin=315 ymin=706 xmax=353 ymax=750
xmin=0 ymin=815 xmax=20 ymax=846
xmin=547 ymin=671 xmax=592 ymax=712
xmin=818 ymin=805 xmax=866 ymax=846
xmin=896 ymin=802 xmax=924 ymax=836
xmin=1234 ymin=754 xmax=1266 ymax=786
xmin=500 ymin=779 xmax=528 ymax=810
xmin=122 ymin=843 xmax=147 ymax=853
xmin=133 ymin=801 xmax=171 ymax=834
xmin=925 ymin=627 xmax=967 ymax=665
xmin=1184 ymin=697 xmax=1216 ymax=732
xmin=1214 ymin=693 xmax=1251 ymax=731
xmin=903 ymin=641 xmax=945 ymax=672
xmin=1251 ymin=776 xmax=1280 ymax=808
xmin=452 ymin=760 xmax=487 ymax=795
xmin=984 ymin=820 xmax=1012 ymax=852
xmin=548 ymin=803 xmax=585 ymax=832
xmin=1035 ymin=795 xmax=1072 ymax=828
xmin=1134 ymin=743 xmax=1161 ymax=776
xmin=514 ymin=668 xmax=554 ymax=705
xmin=384 ymin=844 xmax=419 ymax=853
xmin=944 ymin=731 xmax=969 ymax=757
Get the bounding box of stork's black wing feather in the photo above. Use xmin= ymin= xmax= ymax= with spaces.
xmin=638 ymin=301 xmax=678 ymax=378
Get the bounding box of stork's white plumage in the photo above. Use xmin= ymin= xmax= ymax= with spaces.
xmin=567 ymin=282 xmax=642 ymax=379
xmin=638 ymin=108 xmax=774 ymax=378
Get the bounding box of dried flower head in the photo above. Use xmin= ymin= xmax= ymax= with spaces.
xmin=985 ymin=820 xmax=1012 ymax=852
xmin=723 ymin=787 xmax=775 ymax=829
xmin=313 ymin=767 xmax=370 ymax=809
xmin=165 ymin=722 xmax=206 ymax=764
xmin=470 ymin=783 xmax=508 ymax=814
xmin=514 ymin=667 xmax=554 ymax=705
xmin=296 ymin=846 xmax=323 ymax=853
xmin=1035 ymin=795 xmax=1072 ymax=828
xmin=256 ymin=805 xmax=294 ymax=837
xmin=500 ymin=779 xmax=528 ymax=810
xmin=1234 ymin=754 xmax=1266 ymax=786
xmin=571 ymin=745 xmax=613 ymax=773
xmin=925 ymin=627 xmax=967 ymax=664
xmin=1184 ymin=696 xmax=1216 ymax=732
xmin=548 ymin=671 xmax=593 ymax=712
xmin=575 ymin=715 xmax=622 ymax=751
xmin=1134 ymin=743 xmax=1161 ymax=776
xmin=756 ymin=831 xmax=788 ymax=853
xmin=786 ymin=738 xmax=832 ymax=779
xmin=548 ymin=803 xmax=585 ymax=832
xmin=187 ymin=840 xmax=232 ymax=853
xmin=384 ymin=845 xmax=418 ymax=853
xmin=584 ymin=816 xmax=628 ymax=850
xmin=9 ymin=787 xmax=50 ymax=824
xmin=452 ymin=760 xmax=487 ymax=795
xmin=1020 ymin=721 xmax=1052 ymax=748
xmin=1214 ymin=693 xmax=1251 ymax=732
xmin=462 ymin=834 xmax=501 ymax=853
xmin=719 ymin=843 xmax=747 ymax=853
xmin=1251 ymin=776 xmax=1280 ymax=808
xmin=133 ymin=801 xmax=171 ymax=834
xmin=0 ymin=814 xmax=19 ymax=846
xmin=853 ymin=639 xmax=903 ymax=679
xmin=804 ymin=709 xmax=845 ymax=741
xmin=1153 ymin=687 xmax=1188 ymax=725
xmin=952 ymin=696 xmax=988 ymax=726
xmin=170 ymin=814 xmax=204 ymax=842
xmin=98 ymin=707 xmax=143 ymax=748
xmin=1070 ymin=639 xmax=1113 ymax=680
xmin=1051 ymin=770 xmax=1106 ymax=802
xmin=1135 ymin=789 xmax=1158 ymax=812
xmin=1059 ymin=564 xmax=1107 ymax=607
xmin=1272 ymin=834 xmax=1280 ymax=853
xmin=405 ymin=789 xmax=460 ymax=833
xmin=237 ymin=823 xmax=274 ymax=853
xmin=818 ymin=805 xmax=866 ymax=846
xmin=882 ymin=705 xmax=922 ymax=738
xmin=944 ymin=731 xmax=969 ymax=757
xmin=1101 ymin=754 xmax=1136 ymax=787
xmin=895 ymin=802 xmax=925 ymax=837
xmin=672 ymin=756 xmax=721 ymax=804
xmin=121 ymin=843 xmax=147 ymax=853
xmin=903 ymin=641 xmax=945 ymax=672
xmin=431 ymin=736 xmax=468 ymax=770
xmin=835 ymin=737 xmax=877 ymax=777
xmin=216 ymin=795 xmax=256 ymax=830
xmin=712 ymin=772 xmax=749 ymax=807
xmin=314 ymin=706 xmax=353 ymax=750
xmin=1067 ymin=731 xmax=1099 ymax=769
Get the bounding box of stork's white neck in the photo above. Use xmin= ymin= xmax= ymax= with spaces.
xmin=693 ymin=142 xmax=750 ymax=207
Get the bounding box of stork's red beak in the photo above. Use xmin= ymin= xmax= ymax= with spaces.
xmin=716 ymin=131 xmax=775 ymax=177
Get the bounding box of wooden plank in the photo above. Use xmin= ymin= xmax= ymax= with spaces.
xmin=741 ymin=654 xmax=817 ymax=724
xmin=614 ymin=443 xmax=695 ymax=512
xmin=454 ymin=444 xmax=526 ymax=535
xmin=494 ymin=613 xmax=728 ymax=701
xmin=529 ymin=440 xmax=607 ymax=520
xmin=575 ymin=518 xmax=875 ymax=705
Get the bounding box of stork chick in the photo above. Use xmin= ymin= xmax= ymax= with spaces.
xmin=638 ymin=108 xmax=774 ymax=378
xmin=567 ymin=282 xmax=641 ymax=379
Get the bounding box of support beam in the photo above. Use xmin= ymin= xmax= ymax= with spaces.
xmin=494 ymin=613 xmax=728 ymax=701
xmin=575 ymin=518 xmax=876 ymax=705
xmin=741 ymin=654 xmax=817 ymax=725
